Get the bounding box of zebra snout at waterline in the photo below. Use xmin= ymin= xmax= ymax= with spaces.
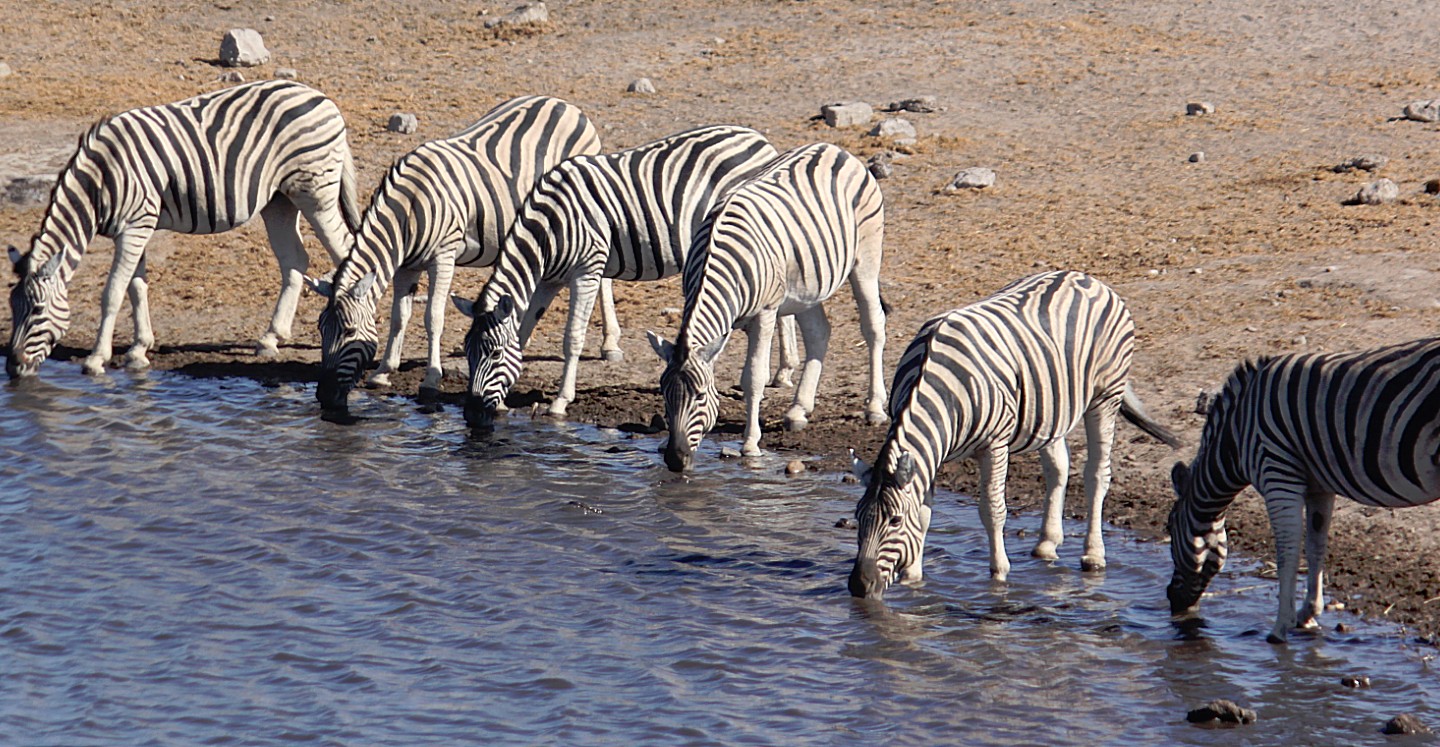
xmin=848 ymin=557 xmax=887 ymax=599
xmin=315 ymin=372 xmax=352 ymax=411
xmin=464 ymin=396 xmax=497 ymax=431
xmin=1167 ymin=578 xmax=1203 ymax=615
xmin=6 ymin=350 xmax=39 ymax=380
xmin=662 ymin=441 xmax=693 ymax=472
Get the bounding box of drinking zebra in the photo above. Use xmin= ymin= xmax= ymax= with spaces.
xmin=648 ymin=142 xmax=890 ymax=472
xmin=453 ymin=124 xmax=798 ymax=429
xmin=7 ymin=80 xmax=360 ymax=379
xmin=309 ymin=95 xmax=602 ymax=410
xmin=848 ymin=271 xmax=1180 ymax=599
xmin=1168 ymin=337 xmax=1440 ymax=643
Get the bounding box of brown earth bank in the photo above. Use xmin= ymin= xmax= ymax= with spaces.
xmin=2 ymin=0 xmax=1439 ymax=642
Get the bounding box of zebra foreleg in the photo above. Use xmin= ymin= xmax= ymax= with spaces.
xmin=1300 ymin=490 xmax=1336 ymax=629
xmin=784 ymin=305 xmax=830 ymax=431
xmin=370 ymin=266 xmax=423 ymax=388
xmin=977 ymin=442 xmax=1013 ymax=582
xmin=1080 ymin=400 xmax=1121 ymax=572
xmin=257 ymin=199 xmax=308 ymax=357
xmin=1032 ymin=438 xmax=1071 ymax=562
xmin=550 ymin=274 xmax=603 ymax=416
xmin=419 ymin=253 xmax=458 ymax=398
xmin=739 ymin=310 xmax=778 ymax=456
xmin=85 ymin=224 xmax=155 ymax=375
xmin=597 ymin=277 xmax=623 ymax=363
xmin=850 ymin=269 xmax=889 ymax=425
xmin=1260 ymin=477 xmax=1308 ymax=643
xmin=122 ymin=254 xmax=154 ymax=371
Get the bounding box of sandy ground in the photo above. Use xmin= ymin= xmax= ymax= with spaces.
xmin=2 ymin=0 xmax=1439 ymax=640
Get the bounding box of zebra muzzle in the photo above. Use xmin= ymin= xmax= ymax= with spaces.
xmin=315 ymin=372 xmax=352 ymax=411
xmin=464 ymin=396 xmax=497 ymax=431
xmin=848 ymin=556 xmax=888 ymax=599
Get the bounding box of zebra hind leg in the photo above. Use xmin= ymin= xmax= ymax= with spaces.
xmin=784 ymin=305 xmax=830 ymax=431
xmin=1031 ymin=438 xmax=1071 ymax=561
xmin=1079 ymin=400 xmax=1121 ymax=572
xmin=1299 ymin=491 xmax=1336 ymax=629
xmin=597 ymin=278 xmax=623 ymax=363
xmin=257 ymin=198 xmax=309 ymax=357
xmin=122 ymin=254 xmax=154 ymax=371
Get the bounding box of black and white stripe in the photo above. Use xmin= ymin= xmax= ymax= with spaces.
xmin=649 ymin=142 xmax=890 ymax=472
xmin=1168 ymin=337 xmax=1440 ymax=642
xmin=7 ymin=80 xmax=360 ymax=379
xmin=453 ymin=124 xmax=788 ymax=429
xmin=848 ymin=271 xmax=1180 ymax=599
xmin=312 ymin=95 xmax=601 ymax=410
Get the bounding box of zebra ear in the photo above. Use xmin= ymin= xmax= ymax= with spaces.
xmin=7 ymin=245 xmax=22 ymax=274
xmin=304 ymin=275 xmax=335 ymax=299
xmin=1171 ymin=461 xmax=1191 ymax=499
xmin=647 ymin=330 xmax=674 ymax=363
xmin=349 ymin=271 xmax=377 ymax=300
xmin=34 ymin=252 xmax=63 ymax=280
xmin=849 ymin=448 xmax=872 ymax=483
xmin=698 ymin=336 xmax=726 ymax=363
xmin=451 ymin=294 xmax=476 ymax=319
xmin=894 ymin=450 xmax=916 ymax=486
xmin=493 ymin=294 xmax=515 ymax=320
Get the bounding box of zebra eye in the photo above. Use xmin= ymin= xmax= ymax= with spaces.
xmin=489 ymin=348 xmax=504 ymax=361
xmin=888 ymin=515 xmax=903 ymax=528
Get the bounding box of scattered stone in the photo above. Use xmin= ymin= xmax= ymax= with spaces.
xmin=0 ymin=62 xmax=12 ymax=78
xmin=387 ymin=113 xmax=419 ymax=134
xmin=1382 ymin=714 xmax=1431 ymax=735
xmin=820 ymin=101 xmax=873 ymax=128
xmin=4 ymin=175 xmax=56 ymax=207
xmin=840 ymin=473 xmax=860 ymax=485
xmin=1341 ymin=675 xmax=1371 ymax=688
xmin=1351 ymin=178 xmax=1399 ymax=205
xmin=1334 ymin=622 xmax=1353 ymax=633
xmin=626 ymin=77 xmax=656 ymax=95
xmin=1186 ymin=101 xmax=1215 ymax=116
xmin=869 ymin=117 xmax=916 ymax=141
xmin=1188 ymin=152 xmax=1206 ymax=163
xmin=944 ymin=167 xmax=996 ymax=191
xmin=274 ymin=67 xmax=298 ymax=80
xmin=566 ymin=500 xmax=603 ymax=514
xmin=719 ymin=446 xmax=742 ymax=459
xmin=484 ymin=1 xmax=549 ymax=29
xmin=883 ymin=96 xmax=938 ymax=113
xmin=867 ymin=151 xmax=893 ymax=180
xmin=1402 ymin=100 xmax=1440 ymax=123
xmin=1426 ymin=179 xmax=1440 ymax=195
xmin=219 ymin=70 xmax=245 ymax=84
xmin=219 ymin=28 xmax=270 ymax=68
xmin=1333 ymin=154 xmax=1387 ymax=173
xmin=784 ymin=459 xmax=806 ymax=476
xmin=1186 ymin=699 xmax=1257 ymax=726
xmin=1194 ymin=389 xmax=1216 ymax=416
xmin=834 ymin=517 xmax=857 ymax=529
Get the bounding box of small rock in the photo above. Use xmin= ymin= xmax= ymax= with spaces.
xmin=820 ymin=101 xmax=873 ymax=128
xmin=566 ymin=500 xmax=603 ymax=514
xmin=1403 ymin=100 xmax=1440 ymax=123
xmin=869 ymin=117 xmax=916 ymax=140
xmin=626 ymin=77 xmax=656 ymax=95
xmin=1188 ymin=152 xmax=1206 ymax=163
xmin=1333 ymin=154 xmax=1387 ymax=173
xmin=834 ymin=517 xmax=857 ymax=529
xmin=219 ymin=70 xmax=245 ymax=83
xmin=0 ymin=62 xmax=12 ymax=78
xmin=660 ymin=307 xmax=681 ymax=317
xmin=1186 ymin=101 xmax=1215 ymax=116
xmin=1425 ymin=179 xmax=1440 ymax=195
xmin=4 ymin=175 xmax=56 ymax=206
xmin=387 ymin=113 xmax=419 ymax=134
xmin=944 ymin=167 xmax=996 ymax=191
xmin=1186 ymin=699 xmax=1257 ymax=726
xmin=1352 ymin=178 xmax=1399 ymax=205
xmin=1382 ymin=714 xmax=1432 ymax=735
xmin=219 ymin=28 xmax=270 ymax=68
xmin=274 ymin=67 xmax=298 ymax=80
xmin=484 ymin=2 xmax=549 ymax=29
xmin=1194 ymin=390 xmax=1216 ymax=416
xmin=719 ymin=446 xmax=742 ymax=459
xmin=883 ymin=96 xmax=938 ymax=113
xmin=784 ymin=459 xmax=805 ymax=476
xmin=840 ymin=473 xmax=860 ymax=485
xmin=867 ymin=151 xmax=893 ymax=180
xmin=1341 ymin=675 xmax=1371 ymax=688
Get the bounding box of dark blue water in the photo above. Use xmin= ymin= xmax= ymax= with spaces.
xmin=0 ymin=370 xmax=1435 ymax=745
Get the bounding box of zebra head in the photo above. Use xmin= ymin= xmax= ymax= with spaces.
xmin=1166 ymin=460 xmax=1229 ymax=615
xmin=313 ymin=271 xmax=379 ymax=411
xmin=649 ymin=330 xmax=724 ymax=472
xmin=849 ymin=448 xmax=933 ymax=599
xmin=7 ymin=248 xmax=70 ymax=379
xmin=456 ymin=294 xmax=521 ymax=431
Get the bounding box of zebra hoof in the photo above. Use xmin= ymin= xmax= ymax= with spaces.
xmin=865 ymin=410 xmax=889 ymax=426
xmin=602 ymin=349 xmax=624 ymax=363
xmin=1080 ymin=556 xmax=1107 ymax=572
xmin=768 ymin=373 xmax=795 ymax=389
xmin=1266 ymin=631 xmax=1288 ymax=645
xmin=783 ymin=414 xmax=808 ymax=432
xmin=1031 ymin=541 xmax=1060 ymax=561
xmin=123 ymin=354 xmax=151 ymax=372
xmin=81 ymin=356 xmax=108 ymax=376
xmin=418 ymin=385 xmax=441 ymax=404
xmin=367 ymin=372 xmax=392 ymax=388
xmin=254 ymin=344 xmax=280 ymax=359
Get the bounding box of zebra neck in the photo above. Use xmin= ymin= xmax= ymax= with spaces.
xmin=30 ymin=170 xmax=103 ymax=284
xmin=1186 ymin=443 xmax=1247 ymax=523
xmin=481 ymin=260 xmax=540 ymax=319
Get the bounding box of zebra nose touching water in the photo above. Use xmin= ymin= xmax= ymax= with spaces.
xmin=7 ymin=80 xmax=361 ymax=380
xmin=651 ymin=142 xmax=891 ymax=472
xmin=848 ymin=271 xmax=1181 ymax=600
xmin=1167 ymin=337 xmax=1440 ymax=643
xmin=308 ymin=95 xmax=603 ymax=412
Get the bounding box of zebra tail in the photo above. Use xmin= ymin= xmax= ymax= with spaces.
xmin=1120 ymin=382 xmax=1183 ymax=448
xmin=880 ymin=292 xmax=892 ymax=317
xmin=339 ymin=149 xmax=362 ymax=238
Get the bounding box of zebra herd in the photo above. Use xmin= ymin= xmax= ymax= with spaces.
xmin=6 ymin=80 xmax=1439 ymax=644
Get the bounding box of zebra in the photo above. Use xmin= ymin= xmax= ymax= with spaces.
xmin=848 ymin=271 xmax=1181 ymax=599
xmin=647 ymin=142 xmax=890 ymax=472
xmin=308 ymin=95 xmax=603 ymax=411
xmin=451 ymin=124 xmax=800 ymax=430
xmin=1168 ymin=337 xmax=1440 ymax=643
xmin=7 ymin=80 xmax=360 ymax=379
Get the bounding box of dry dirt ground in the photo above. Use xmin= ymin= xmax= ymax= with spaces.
xmin=2 ymin=0 xmax=1439 ymax=640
